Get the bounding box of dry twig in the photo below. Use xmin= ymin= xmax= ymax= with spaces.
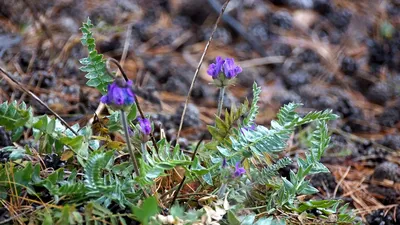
xmin=176 ymin=0 xmax=231 ymax=141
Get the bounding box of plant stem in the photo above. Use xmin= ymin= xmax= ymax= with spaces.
xmin=141 ymin=142 xmax=147 ymax=163
xmin=175 ymin=0 xmax=231 ymax=141
xmin=120 ymin=110 xmax=140 ymax=177
xmin=217 ymin=183 xmax=227 ymax=198
xmin=168 ymin=134 xmax=205 ymax=208
xmin=217 ymin=86 xmax=226 ymax=117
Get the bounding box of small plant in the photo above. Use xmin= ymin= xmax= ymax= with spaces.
xmin=0 ymin=18 xmax=361 ymax=225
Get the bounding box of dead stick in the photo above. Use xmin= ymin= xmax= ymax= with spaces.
xmin=176 ymin=0 xmax=231 ymax=141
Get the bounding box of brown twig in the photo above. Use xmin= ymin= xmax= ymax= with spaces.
xmin=169 ymin=134 xmax=205 ymax=208
xmin=21 ymin=0 xmax=57 ymax=50
xmin=176 ymin=0 xmax=231 ymax=141
xmin=207 ymin=0 xmax=267 ymax=57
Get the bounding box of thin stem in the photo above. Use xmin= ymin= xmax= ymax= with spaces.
xmin=120 ymin=110 xmax=140 ymax=177
xmin=169 ymin=134 xmax=205 ymax=208
xmin=217 ymin=86 xmax=226 ymax=117
xmin=176 ymin=0 xmax=231 ymax=141
xmin=141 ymin=142 xmax=147 ymax=163
xmin=106 ymin=58 xmax=160 ymax=154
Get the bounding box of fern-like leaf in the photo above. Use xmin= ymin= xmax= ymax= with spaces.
xmin=243 ymin=82 xmax=261 ymax=127
xmin=297 ymin=121 xmax=330 ymax=174
xmin=138 ymin=140 xmax=192 ymax=185
xmin=80 ymin=18 xmax=113 ymax=93
xmin=85 ymin=151 xmax=114 ymax=191
xmin=254 ymin=157 xmax=292 ymax=185
xmin=219 ymin=103 xmax=338 ymax=162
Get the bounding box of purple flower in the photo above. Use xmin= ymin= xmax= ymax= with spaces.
xmin=233 ymin=162 xmax=246 ymax=177
xmin=207 ymin=56 xmax=225 ymax=79
xmin=223 ymin=58 xmax=242 ymax=79
xmin=101 ymin=77 xmax=135 ymax=108
xmin=222 ymin=158 xmax=227 ymax=168
xmin=138 ymin=117 xmax=152 ymax=135
xmin=240 ymin=124 xmax=256 ymax=135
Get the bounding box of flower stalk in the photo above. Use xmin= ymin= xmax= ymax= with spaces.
xmin=217 ymin=86 xmax=225 ymax=117
xmin=141 ymin=142 xmax=147 ymax=162
xmin=120 ymin=110 xmax=140 ymax=177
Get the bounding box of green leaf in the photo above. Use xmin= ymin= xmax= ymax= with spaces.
xmin=243 ymin=82 xmax=261 ymax=127
xmin=227 ymin=210 xmax=241 ymax=225
xmin=240 ymin=214 xmax=256 ymax=225
xmin=80 ymin=18 xmax=112 ymax=93
xmin=0 ymin=101 xmax=33 ymax=130
xmin=132 ymin=196 xmax=159 ymax=225
xmin=127 ymin=104 xmax=138 ymax=121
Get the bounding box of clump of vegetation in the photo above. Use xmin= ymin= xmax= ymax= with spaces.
xmin=0 ymin=18 xmax=360 ymax=224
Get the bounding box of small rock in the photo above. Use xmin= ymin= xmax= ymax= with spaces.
xmin=237 ymin=67 xmax=261 ymax=88
xmin=248 ymin=22 xmax=270 ymax=43
xmin=164 ymin=76 xmax=189 ymax=95
xmin=340 ymin=56 xmax=359 ymax=76
xmin=271 ymin=10 xmax=293 ymax=30
xmin=202 ymin=27 xmax=232 ymax=45
xmin=313 ymin=0 xmax=333 ymax=15
xmin=173 ymin=103 xmax=201 ymax=128
xmin=371 ymin=162 xmax=400 ymax=182
xmin=377 ymin=101 xmax=400 ymax=127
xmin=282 ymin=69 xmax=311 ymax=88
xmin=0 ymin=127 xmax=12 ymax=148
xmin=379 ymin=135 xmax=400 ymax=150
xmin=310 ymin=172 xmax=342 ymax=195
xmin=365 ymin=82 xmax=392 ymax=105
xmin=366 ymin=210 xmax=395 ymax=225
xmin=327 ymin=9 xmax=352 ymax=32
xmin=298 ymin=49 xmax=320 ymax=63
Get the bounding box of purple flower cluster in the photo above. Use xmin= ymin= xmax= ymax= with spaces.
xmin=101 ymin=77 xmax=134 ymax=108
xmin=207 ymin=57 xmax=242 ymax=79
xmin=233 ymin=162 xmax=246 ymax=177
xmin=138 ymin=117 xmax=152 ymax=135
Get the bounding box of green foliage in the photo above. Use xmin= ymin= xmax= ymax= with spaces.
xmin=80 ymin=18 xmax=113 ymax=94
xmin=206 ymin=83 xmax=260 ymax=150
xmin=0 ymin=19 xmax=362 ymax=225
xmin=243 ymin=82 xmax=261 ymax=127
xmin=132 ymin=196 xmax=159 ymax=225
xmin=216 ymin=103 xmax=338 ymax=163
xmin=0 ymin=101 xmax=33 ymax=130
xmin=253 ymin=157 xmax=292 ymax=185
xmin=137 ymin=139 xmax=192 ymax=185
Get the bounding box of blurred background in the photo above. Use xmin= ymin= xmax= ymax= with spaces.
xmin=0 ymin=0 xmax=400 ymax=223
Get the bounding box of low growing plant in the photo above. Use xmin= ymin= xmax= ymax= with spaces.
xmin=0 ymin=18 xmax=360 ymax=225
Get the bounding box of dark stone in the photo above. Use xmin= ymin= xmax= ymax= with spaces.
xmin=365 ymin=82 xmax=392 ymax=105
xmin=313 ymin=0 xmax=333 ymax=15
xmin=340 ymin=57 xmax=359 ymax=76
xmin=0 ymin=127 xmax=12 ymax=148
xmin=377 ymin=101 xmax=400 ymax=127
xmin=173 ymin=103 xmax=201 ymax=128
xmin=271 ymin=11 xmax=292 ymax=30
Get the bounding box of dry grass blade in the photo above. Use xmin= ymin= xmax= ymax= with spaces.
xmin=176 ymin=0 xmax=231 ymax=141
